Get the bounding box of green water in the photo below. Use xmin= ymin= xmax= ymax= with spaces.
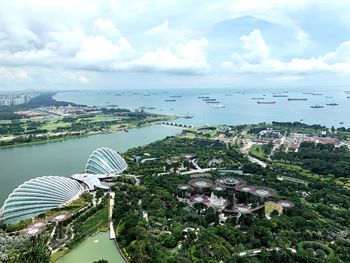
xmin=57 ymin=232 xmax=124 ymax=263
xmin=0 ymin=125 xmax=180 ymax=206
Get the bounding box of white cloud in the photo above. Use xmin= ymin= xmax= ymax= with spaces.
xmin=0 ymin=67 xmax=30 ymax=83
xmin=240 ymin=29 xmax=270 ymax=63
xmin=323 ymin=41 xmax=350 ymax=64
xmin=94 ymin=18 xmax=122 ymax=40
xmin=74 ymin=35 xmax=136 ymax=68
xmin=222 ymin=29 xmax=350 ymax=75
xmin=117 ymin=38 xmax=209 ymax=74
xmin=0 ymin=0 xmax=349 ymax=89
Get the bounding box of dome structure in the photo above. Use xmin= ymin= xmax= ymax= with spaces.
xmin=85 ymin=147 xmax=127 ymax=175
xmin=0 ymin=176 xmax=83 ymax=224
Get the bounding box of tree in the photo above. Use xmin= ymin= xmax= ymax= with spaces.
xmin=162 ymin=234 xmax=177 ymax=248
xmin=15 ymin=235 xmax=51 ymax=263
xmin=81 ymin=192 xmax=93 ymax=202
xmin=95 ymin=188 xmax=105 ymax=199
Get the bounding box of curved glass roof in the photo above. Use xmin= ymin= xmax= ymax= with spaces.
xmin=0 ymin=176 xmax=83 ymax=224
xmin=85 ymin=147 xmax=127 ymax=174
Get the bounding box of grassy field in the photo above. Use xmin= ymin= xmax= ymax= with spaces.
xmin=250 ymin=144 xmax=268 ymax=160
xmin=51 ymin=248 xmax=69 ymax=261
xmin=41 ymin=121 xmax=71 ymax=131
xmin=83 ymin=207 xmax=109 ymax=235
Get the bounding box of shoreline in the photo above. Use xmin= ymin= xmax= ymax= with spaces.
xmin=0 ymin=118 xmax=177 ymax=150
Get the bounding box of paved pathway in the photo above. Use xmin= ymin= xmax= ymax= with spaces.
xmin=109 ymin=191 xmax=116 ymax=240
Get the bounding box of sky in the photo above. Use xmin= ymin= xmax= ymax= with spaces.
xmin=0 ymin=0 xmax=350 ymax=91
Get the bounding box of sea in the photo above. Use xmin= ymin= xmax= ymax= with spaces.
xmin=54 ymin=87 xmax=350 ymax=128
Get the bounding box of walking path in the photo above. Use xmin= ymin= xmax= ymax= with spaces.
xmin=109 ymin=191 xmax=115 ymax=240
xmin=238 ymin=247 xmax=296 ymax=257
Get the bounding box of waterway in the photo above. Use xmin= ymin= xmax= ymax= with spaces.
xmin=55 ymin=88 xmax=350 ymax=128
xmin=0 ymin=125 xmax=181 ymax=205
xmin=57 ymin=232 xmax=124 ymax=263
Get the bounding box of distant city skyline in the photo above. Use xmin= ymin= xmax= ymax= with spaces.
xmin=0 ymin=0 xmax=350 ymax=91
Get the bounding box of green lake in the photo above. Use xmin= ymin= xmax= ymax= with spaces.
xmin=57 ymin=232 xmax=124 ymax=263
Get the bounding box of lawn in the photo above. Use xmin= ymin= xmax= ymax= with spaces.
xmin=83 ymin=207 xmax=109 ymax=235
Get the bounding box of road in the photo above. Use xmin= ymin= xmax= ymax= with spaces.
xmin=109 ymin=191 xmax=116 ymax=240
xmin=238 ymin=247 xmax=296 ymax=257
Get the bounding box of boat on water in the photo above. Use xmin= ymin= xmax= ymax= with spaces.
xmin=310 ymin=105 xmax=324 ymax=108
xmin=325 ymin=96 xmax=333 ymax=98
xmin=211 ymin=104 xmax=225 ymax=108
xmin=182 ymin=113 xmax=193 ymax=118
xmin=273 ymin=95 xmax=288 ymax=97
xmin=225 ymin=94 xmax=233 ymax=96
xmin=251 ymin=97 xmax=264 ymax=100
xmin=257 ymin=101 xmax=275 ymax=104
xmin=124 ymin=128 xmax=128 ymax=132
xmin=339 ymin=122 xmax=344 ymax=125
xmin=206 ymin=101 xmax=220 ymax=104
xmin=203 ymin=98 xmax=217 ymax=101
xmin=198 ymin=96 xmax=210 ymax=99
xmin=326 ymin=102 xmax=339 ymax=106
xmin=312 ymin=93 xmax=323 ymax=96
xmin=165 ymin=99 xmax=176 ymax=102
xmin=170 ymin=95 xmax=182 ymax=98
xmin=288 ymin=98 xmax=308 ymax=101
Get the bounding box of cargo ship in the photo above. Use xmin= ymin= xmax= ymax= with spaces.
xmin=288 ymin=98 xmax=308 ymax=101
xmin=326 ymin=102 xmax=338 ymax=106
xmin=257 ymin=101 xmax=275 ymax=104
xmin=211 ymin=104 xmax=225 ymax=108
xmin=310 ymin=105 xmax=323 ymax=108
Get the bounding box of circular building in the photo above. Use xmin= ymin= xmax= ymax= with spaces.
xmin=250 ymin=186 xmax=277 ymax=199
xmin=85 ymin=147 xmax=127 ymax=175
xmin=189 ymin=194 xmax=210 ymax=205
xmin=178 ymin=184 xmax=191 ymax=191
xmin=233 ymin=204 xmax=254 ymax=214
xmin=236 ymin=185 xmax=255 ymax=193
xmin=0 ymin=176 xmax=83 ymax=225
xmin=188 ymin=178 xmax=213 ymax=190
xmin=278 ymin=200 xmax=295 ymax=208
xmin=49 ymin=212 xmax=71 ymax=223
xmin=216 ymin=177 xmax=246 ymax=189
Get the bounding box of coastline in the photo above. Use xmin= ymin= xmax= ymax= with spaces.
xmin=0 ymin=117 xmax=177 ymax=149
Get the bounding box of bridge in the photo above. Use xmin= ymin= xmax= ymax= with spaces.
xmin=160 ymin=122 xmax=194 ymax=128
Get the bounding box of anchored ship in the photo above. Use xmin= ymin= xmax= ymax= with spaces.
xmin=257 ymin=101 xmax=275 ymax=104
xmin=310 ymin=105 xmax=324 ymax=108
